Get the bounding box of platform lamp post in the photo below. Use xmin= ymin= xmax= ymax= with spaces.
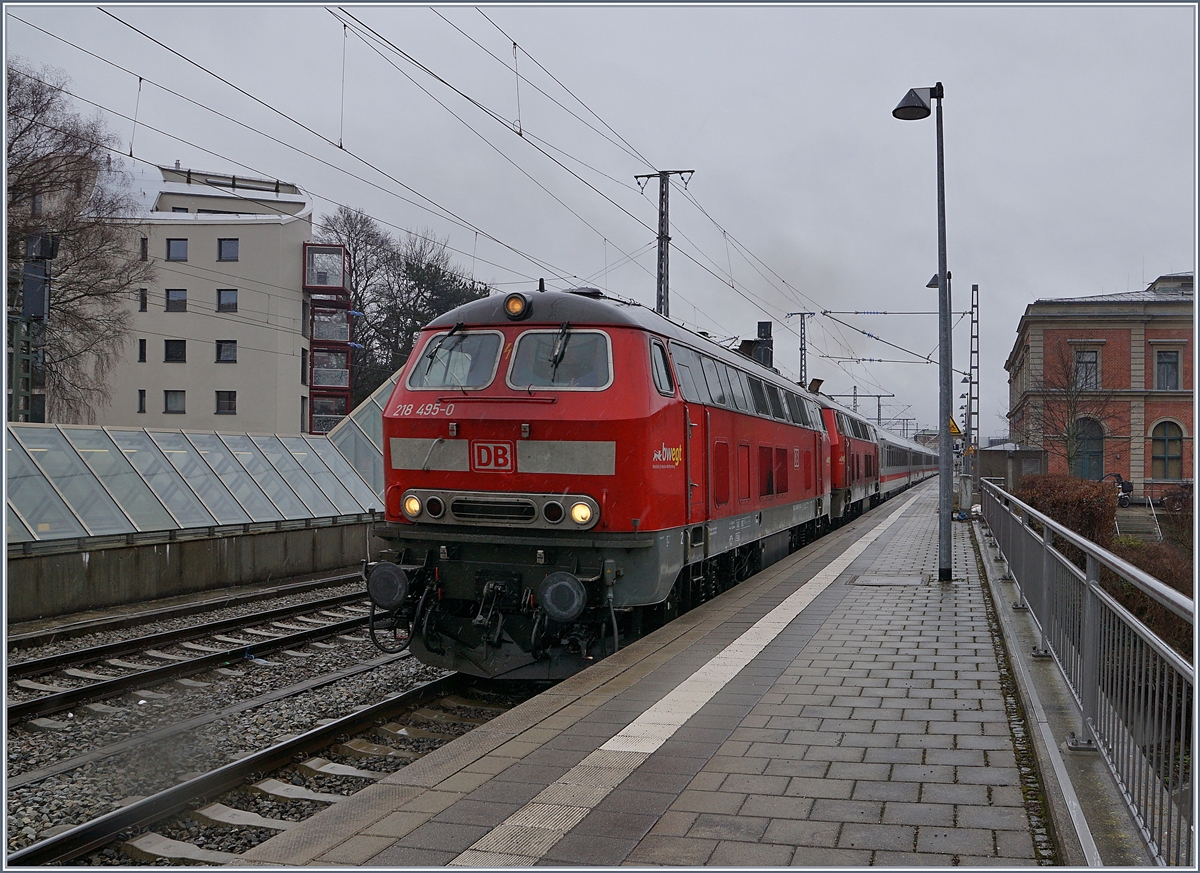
xmin=894 ymin=81 xmax=953 ymax=582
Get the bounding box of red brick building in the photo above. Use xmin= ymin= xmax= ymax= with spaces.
xmin=1005 ymin=272 xmax=1193 ymax=502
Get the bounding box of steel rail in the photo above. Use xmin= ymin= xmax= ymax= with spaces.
xmin=7 ymin=572 xmax=361 ymax=648
xmin=6 ymin=671 xmax=462 ymax=866
xmin=8 ymin=592 xmax=365 ymax=678
xmin=8 ymin=616 xmax=368 ymax=721
xmin=10 ymin=652 xmax=413 ymax=789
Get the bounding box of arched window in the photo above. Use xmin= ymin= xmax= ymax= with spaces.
xmin=1151 ymin=422 xmax=1184 ymax=480
xmin=1072 ymin=418 xmax=1104 ymax=480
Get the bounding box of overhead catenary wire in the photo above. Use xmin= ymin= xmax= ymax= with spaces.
xmin=10 ymin=24 xmax=736 ymax=339
xmin=333 ymin=8 xmax=657 ymax=235
xmin=96 ymin=7 xmax=829 ymax=355
xmin=332 ymin=13 xmax=650 ymax=260
xmin=3 ymin=51 xmax=570 ymax=286
xmin=27 ymin=10 xmax=952 ymax=400
xmin=473 ymin=7 xmax=658 ymax=171
xmin=87 ymin=10 xmax=574 ymax=282
xmin=10 ymin=19 xmax=570 ymax=287
xmin=128 ymin=76 xmax=142 ymax=157
xmin=330 ymin=9 xmax=805 ymax=347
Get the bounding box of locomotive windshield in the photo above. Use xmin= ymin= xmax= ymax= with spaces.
xmin=508 ymin=329 xmax=612 ymax=390
xmin=407 ymin=330 xmax=502 ymax=390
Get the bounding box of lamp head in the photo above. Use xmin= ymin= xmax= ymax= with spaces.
xmin=893 ymin=88 xmax=932 ymax=120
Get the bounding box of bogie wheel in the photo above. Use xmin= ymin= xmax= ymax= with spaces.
xmin=369 ymin=604 xmax=411 ymax=654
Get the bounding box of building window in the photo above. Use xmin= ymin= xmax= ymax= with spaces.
xmin=1151 ymin=422 xmax=1184 ymax=480
xmin=31 ymin=193 xmax=43 ymax=218
xmin=1075 ymin=349 xmax=1098 ymax=390
xmin=140 ymin=238 xmax=148 ymax=261
xmin=301 ymin=396 xmax=308 ymax=432
xmin=172 ymin=206 xmax=188 ymax=213
xmin=164 ymin=339 xmax=187 ymax=362
xmin=217 ymin=238 xmax=239 ymax=261
xmin=1156 ymin=350 xmax=1180 ymax=391
xmin=1072 ymin=417 xmax=1104 ymax=480
xmin=138 ymin=339 xmax=147 ymax=362
xmin=301 ymin=348 xmax=308 ymax=385
xmin=215 ymin=391 xmax=237 ymax=414
xmin=138 ymin=389 xmax=146 ymax=413
xmin=166 ymin=238 xmax=188 ymax=261
xmin=217 ymin=289 xmax=238 ymax=312
xmin=301 ymin=300 xmax=309 ymax=338
xmin=164 ymin=390 xmax=185 ymax=413
xmin=138 ymin=289 xmax=148 ymax=311
xmin=216 ymin=340 xmax=237 ymax=362
xmin=165 ymin=289 xmax=187 ymax=312
xmin=312 ymin=349 xmax=349 ymax=387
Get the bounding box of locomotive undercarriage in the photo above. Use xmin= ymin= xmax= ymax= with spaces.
xmin=364 ymin=498 xmax=832 ymax=679
xmin=364 ymin=524 xmax=685 ymax=679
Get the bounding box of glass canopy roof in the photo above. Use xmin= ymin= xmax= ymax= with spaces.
xmin=6 ymin=423 xmax=384 ymax=544
xmin=326 ymin=371 xmax=397 ymax=497
xmin=7 ymin=369 xmax=401 ymax=545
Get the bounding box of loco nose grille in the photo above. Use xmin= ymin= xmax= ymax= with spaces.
xmin=450 ymin=498 xmax=537 ymax=522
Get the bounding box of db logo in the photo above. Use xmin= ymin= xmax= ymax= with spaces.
xmin=471 ymin=441 xmax=515 ymax=472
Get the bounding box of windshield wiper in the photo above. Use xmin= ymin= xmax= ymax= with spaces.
xmin=549 ymin=321 xmax=571 ymax=380
xmin=424 ymin=322 xmax=464 ymax=375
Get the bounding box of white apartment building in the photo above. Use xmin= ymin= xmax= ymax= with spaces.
xmin=103 ymin=164 xmax=350 ymax=434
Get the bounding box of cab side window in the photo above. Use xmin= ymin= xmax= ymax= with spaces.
xmin=670 ymin=344 xmax=711 ymax=404
xmin=651 ymin=340 xmax=675 ymax=396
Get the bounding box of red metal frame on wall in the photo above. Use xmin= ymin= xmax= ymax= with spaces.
xmin=303 ymin=242 xmax=353 ymax=434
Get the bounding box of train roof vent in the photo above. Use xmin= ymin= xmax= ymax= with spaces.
xmin=566 ymin=287 xmax=604 ymax=298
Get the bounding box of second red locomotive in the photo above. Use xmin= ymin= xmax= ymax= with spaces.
xmin=364 ymin=287 xmax=936 ymax=679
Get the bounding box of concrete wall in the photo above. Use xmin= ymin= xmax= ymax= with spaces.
xmin=7 ymin=521 xmax=378 ymax=623
xmin=979 ymin=448 xmax=1046 ymax=494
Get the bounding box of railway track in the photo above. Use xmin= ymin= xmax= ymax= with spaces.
xmin=7 ymin=572 xmax=362 ymax=651
xmin=7 ymin=594 xmax=375 ymax=722
xmin=7 ymin=673 xmax=539 ymax=865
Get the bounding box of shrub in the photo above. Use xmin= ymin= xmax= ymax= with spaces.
xmin=1013 ymin=475 xmax=1192 ymax=662
xmin=1106 ymin=538 xmax=1193 ymax=661
xmin=1160 ymin=496 xmax=1194 ymax=554
xmin=1015 ymin=474 xmax=1115 ymax=550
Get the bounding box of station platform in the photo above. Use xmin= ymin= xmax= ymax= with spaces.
xmin=241 ymin=482 xmax=1059 ymax=867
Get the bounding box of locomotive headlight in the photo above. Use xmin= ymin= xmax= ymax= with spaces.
xmin=569 ymin=501 xmax=593 ymax=525
xmin=403 ymin=495 xmax=423 ymax=518
xmin=504 ymin=292 xmax=531 ymax=320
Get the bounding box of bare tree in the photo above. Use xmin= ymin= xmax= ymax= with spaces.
xmin=1014 ymin=337 xmax=1123 ymax=477
xmin=315 ymin=205 xmax=393 ymax=405
xmin=6 ymin=58 xmax=154 ymax=423
xmin=315 ymin=208 xmax=488 ymax=406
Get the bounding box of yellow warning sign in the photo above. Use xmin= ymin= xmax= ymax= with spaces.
xmin=949 ymin=418 xmax=962 ymax=436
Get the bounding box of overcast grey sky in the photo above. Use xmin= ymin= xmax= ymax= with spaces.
xmin=7 ymin=3 xmax=1196 ymax=436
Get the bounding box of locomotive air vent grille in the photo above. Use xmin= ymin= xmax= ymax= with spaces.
xmin=451 ymin=497 xmax=538 ymax=522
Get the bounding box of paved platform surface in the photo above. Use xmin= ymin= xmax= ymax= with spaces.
xmin=242 ymin=482 xmax=1057 ymax=867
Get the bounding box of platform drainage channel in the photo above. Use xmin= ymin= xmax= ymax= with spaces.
xmin=848 ymin=575 xmax=926 ymax=586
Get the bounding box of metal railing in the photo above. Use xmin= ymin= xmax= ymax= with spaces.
xmin=981 ymin=480 xmax=1194 ymax=866
xmin=1148 ymin=495 xmax=1164 ymax=542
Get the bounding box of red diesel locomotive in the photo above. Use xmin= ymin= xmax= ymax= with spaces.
xmin=364 ymin=287 xmax=936 ymax=679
